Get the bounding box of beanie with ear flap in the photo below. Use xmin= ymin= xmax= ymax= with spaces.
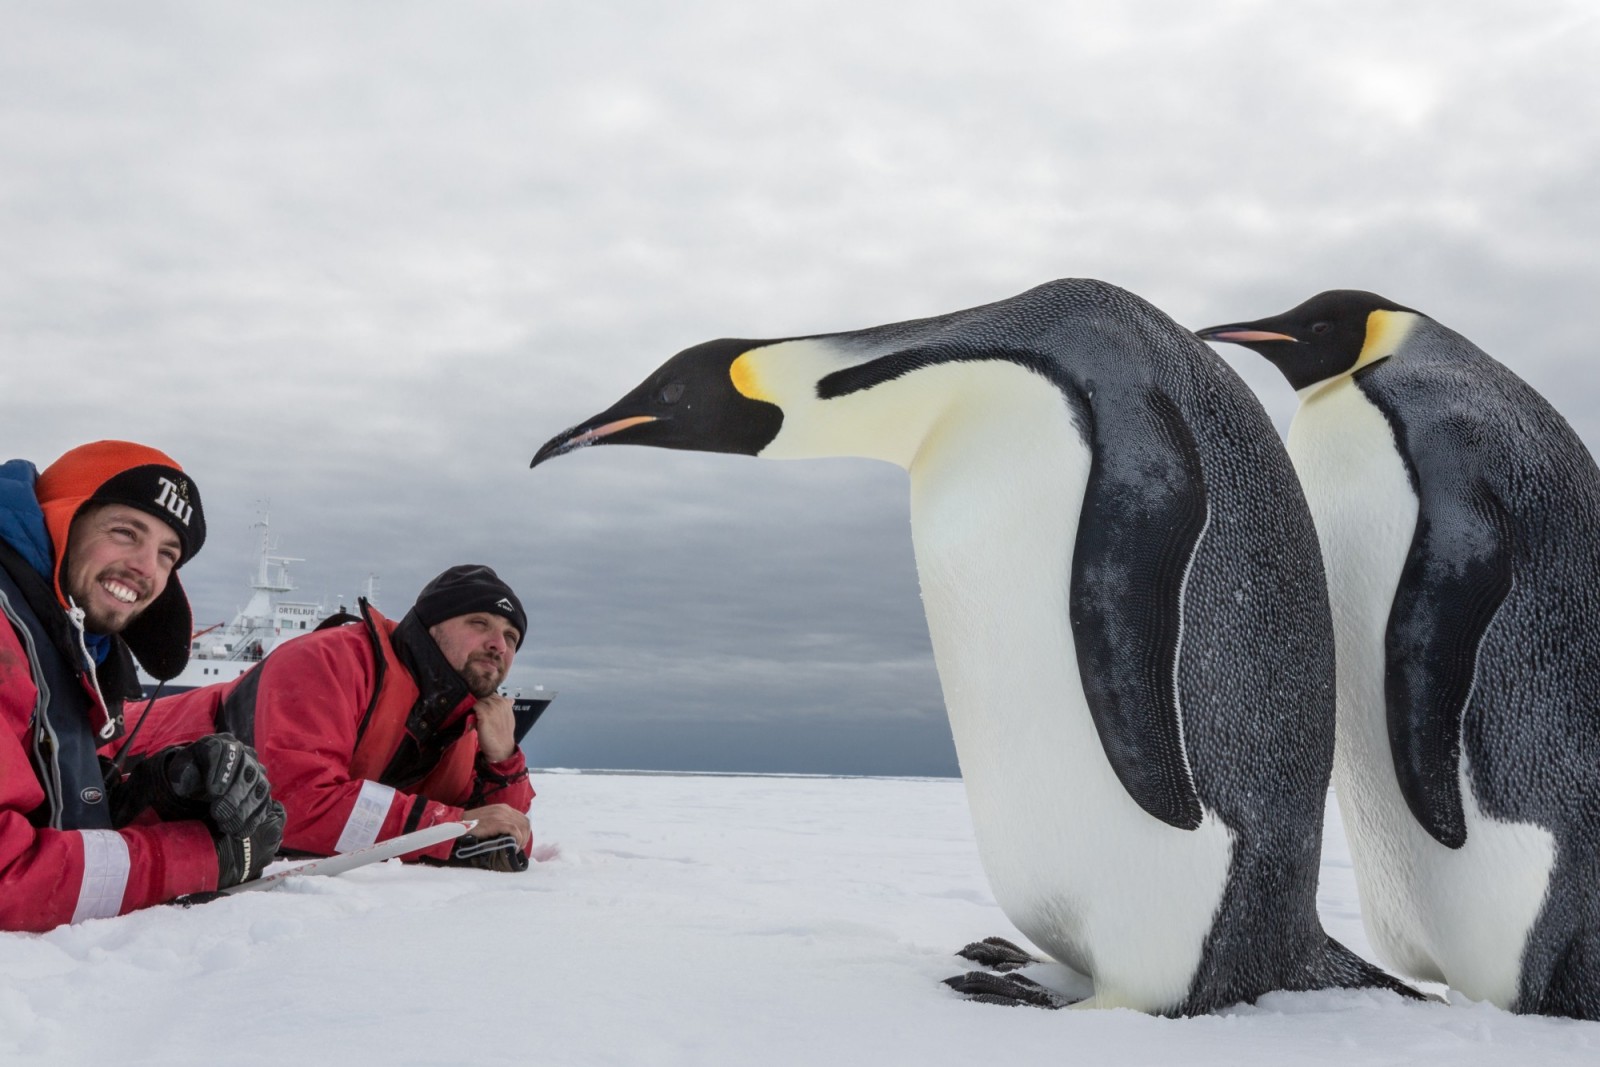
xmin=35 ymin=440 xmax=207 ymax=681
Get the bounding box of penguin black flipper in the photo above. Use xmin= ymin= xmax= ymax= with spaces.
xmin=1386 ymin=475 xmax=1516 ymax=849
xmin=1069 ymin=386 xmax=1206 ymax=831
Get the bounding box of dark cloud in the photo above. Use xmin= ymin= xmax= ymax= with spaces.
xmin=3 ymin=1 xmax=1597 ymax=776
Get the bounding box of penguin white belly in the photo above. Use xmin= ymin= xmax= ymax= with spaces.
xmin=1290 ymin=378 xmax=1555 ymax=1007
xmin=905 ymin=363 xmax=1234 ymax=1013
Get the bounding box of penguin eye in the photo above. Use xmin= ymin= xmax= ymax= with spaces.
xmin=1311 ymin=322 xmax=1332 ymax=335
xmin=658 ymin=382 xmax=686 ymax=405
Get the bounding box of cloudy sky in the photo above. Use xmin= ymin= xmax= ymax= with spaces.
xmin=3 ymin=1 xmax=1596 ymax=775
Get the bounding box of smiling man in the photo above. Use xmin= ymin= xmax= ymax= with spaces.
xmin=0 ymin=441 xmax=285 ymax=930
xmin=127 ymin=564 xmax=536 ymax=872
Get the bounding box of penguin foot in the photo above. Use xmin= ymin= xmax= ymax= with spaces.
xmin=943 ymin=970 xmax=1074 ymax=1009
xmin=956 ymin=935 xmax=1041 ymax=972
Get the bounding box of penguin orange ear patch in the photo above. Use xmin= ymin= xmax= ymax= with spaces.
xmin=729 ymin=350 xmax=770 ymax=402
xmin=1356 ymin=310 xmax=1419 ymax=372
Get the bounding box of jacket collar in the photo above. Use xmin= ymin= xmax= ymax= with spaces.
xmin=390 ymin=609 xmax=476 ymax=744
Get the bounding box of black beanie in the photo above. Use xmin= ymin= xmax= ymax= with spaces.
xmin=88 ymin=464 xmax=207 ymax=565
xmin=411 ymin=564 xmax=527 ymax=649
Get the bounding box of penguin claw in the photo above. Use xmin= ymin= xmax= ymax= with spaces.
xmin=943 ymin=970 xmax=1073 ymax=1009
xmin=956 ymin=936 xmax=1041 ymax=972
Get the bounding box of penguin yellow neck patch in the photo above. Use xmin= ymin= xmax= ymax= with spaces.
xmin=1355 ymin=310 xmax=1419 ymax=373
xmin=729 ymin=350 xmax=771 ymax=402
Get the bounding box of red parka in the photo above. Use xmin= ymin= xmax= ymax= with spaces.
xmin=117 ymin=603 xmax=533 ymax=862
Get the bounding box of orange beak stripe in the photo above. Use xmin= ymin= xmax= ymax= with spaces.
xmin=564 ymin=415 xmax=659 ymax=449
xmin=1202 ymin=329 xmax=1299 ymax=343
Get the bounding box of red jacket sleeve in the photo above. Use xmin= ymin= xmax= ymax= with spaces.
xmin=472 ymin=748 xmax=535 ymax=812
xmin=1 ymin=625 xmax=219 ymax=932
xmin=109 ymin=683 xmax=227 ymax=760
xmin=244 ymin=630 xmax=503 ymax=862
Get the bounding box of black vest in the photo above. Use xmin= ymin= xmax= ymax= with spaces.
xmin=0 ymin=538 xmax=133 ymax=831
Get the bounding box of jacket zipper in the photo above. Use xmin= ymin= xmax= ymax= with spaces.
xmin=66 ymin=600 xmax=117 ymax=741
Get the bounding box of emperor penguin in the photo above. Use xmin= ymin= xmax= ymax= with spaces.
xmin=1198 ymin=290 xmax=1600 ymax=1020
xmin=533 ymin=279 xmax=1417 ymax=1015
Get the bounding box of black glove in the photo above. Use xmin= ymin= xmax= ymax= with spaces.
xmin=215 ymin=799 xmax=287 ymax=889
xmin=116 ymin=734 xmax=276 ymax=836
xmin=444 ymin=833 xmax=529 ymax=873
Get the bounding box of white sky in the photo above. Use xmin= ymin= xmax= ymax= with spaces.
xmin=3 ymin=0 xmax=1597 ymax=773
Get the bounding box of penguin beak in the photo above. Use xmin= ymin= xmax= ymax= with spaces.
xmin=530 ymin=338 xmax=787 ymax=470
xmin=1194 ymin=326 xmax=1299 ymax=345
xmin=531 ymin=415 xmax=660 ymax=468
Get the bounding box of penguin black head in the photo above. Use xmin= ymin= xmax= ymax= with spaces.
xmin=531 ymin=338 xmax=788 ymax=468
xmin=532 ymin=321 xmax=1029 ymax=472
xmin=1195 ymin=290 xmax=1422 ymax=392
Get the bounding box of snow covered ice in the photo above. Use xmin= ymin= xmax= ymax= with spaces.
xmin=3 ymin=773 xmax=1596 ymax=1066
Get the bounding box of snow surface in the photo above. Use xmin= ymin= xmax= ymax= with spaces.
xmin=3 ymin=773 xmax=1595 ymax=1066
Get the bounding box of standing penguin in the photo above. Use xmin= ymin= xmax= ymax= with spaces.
xmin=534 ymin=279 xmax=1416 ymax=1015
xmin=1198 ymin=290 xmax=1600 ymax=1020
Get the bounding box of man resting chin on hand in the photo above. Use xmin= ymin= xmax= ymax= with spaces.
xmin=120 ymin=565 xmax=536 ymax=873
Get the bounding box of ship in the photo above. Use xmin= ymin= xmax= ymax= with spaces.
xmin=137 ymin=515 xmax=554 ymax=740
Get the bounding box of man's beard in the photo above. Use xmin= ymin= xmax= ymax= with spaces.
xmin=74 ymin=570 xmax=152 ymax=635
xmin=459 ymin=656 xmax=507 ymax=698
xmin=78 ymin=599 xmax=142 ymax=635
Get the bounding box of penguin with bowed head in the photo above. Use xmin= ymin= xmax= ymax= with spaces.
xmin=534 ymin=279 xmax=1420 ymax=1015
xmin=1198 ymin=290 xmax=1600 ymax=1020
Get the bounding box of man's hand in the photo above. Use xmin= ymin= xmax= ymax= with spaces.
xmin=114 ymin=734 xmax=276 ymax=836
xmin=446 ymin=834 xmax=529 ymax=873
xmin=215 ymin=800 xmax=287 ymax=889
xmin=462 ymin=803 xmax=530 ymax=850
xmin=471 ymin=694 xmax=516 ymax=762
